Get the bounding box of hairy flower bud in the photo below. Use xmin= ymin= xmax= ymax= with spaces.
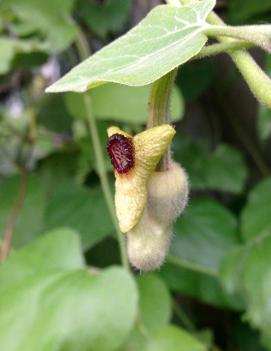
xmin=148 ymin=161 xmax=189 ymax=225
xmin=127 ymin=161 xmax=189 ymax=271
xmin=127 ymin=210 xmax=171 ymax=272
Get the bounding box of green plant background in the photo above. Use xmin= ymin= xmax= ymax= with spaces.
xmin=0 ymin=0 xmax=271 ymax=350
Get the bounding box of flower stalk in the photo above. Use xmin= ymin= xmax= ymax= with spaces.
xmin=147 ymin=69 xmax=177 ymax=170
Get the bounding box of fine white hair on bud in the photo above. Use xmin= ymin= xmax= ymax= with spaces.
xmin=127 ymin=210 xmax=171 ymax=272
xmin=127 ymin=161 xmax=189 ymax=272
xmin=148 ymin=161 xmax=189 ymax=225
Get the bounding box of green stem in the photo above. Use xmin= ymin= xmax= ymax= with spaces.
xmin=167 ymin=255 xmax=218 ymax=278
xmin=172 ymin=0 xmax=271 ymax=110
xmin=206 ymin=12 xmax=271 ymax=110
xmin=147 ymin=69 xmax=177 ymax=170
xmin=204 ymin=24 xmax=271 ymax=53
xmin=75 ymin=27 xmax=130 ymax=271
xmin=195 ymin=41 xmax=254 ymax=60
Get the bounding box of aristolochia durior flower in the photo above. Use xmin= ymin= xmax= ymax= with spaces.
xmin=107 ymin=124 xmax=176 ymax=233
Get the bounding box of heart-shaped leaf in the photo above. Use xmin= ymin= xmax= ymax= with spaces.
xmin=46 ymin=0 xmax=215 ymax=93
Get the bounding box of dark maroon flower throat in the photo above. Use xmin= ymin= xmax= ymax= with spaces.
xmin=107 ymin=133 xmax=134 ymax=174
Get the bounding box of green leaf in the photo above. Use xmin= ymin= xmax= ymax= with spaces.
xmin=38 ymin=94 xmax=73 ymax=132
xmin=232 ymin=319 xmax=267 ymax=351
xmin=160 ymin=198 xmax=242 ymax=308
xmin=44 ymin=183 xmax=113 ymax=250
xmin=77 ymin=0 xmax=132 ymax=38
xmin=172 ymin=198 xmax=239 ymax=273
xmin=174 ymin=136 xmax=247 ymax=193
xmin=65 ymin=84 xmax=184 ymax=123
xmin=143 ymin=325 xmax=206 ymax=351
xmin=46 ymin=0 xmax=216 ymax=92
xmin=137 ymin=273 xmax=171 ymax=331
xmin=0 ymin=37 xmax=44 ymax=75
xmin=0 ymin=228 xmax=138 ymax=351
xmin=241 ymin=178 xmax=271 ymax=242
xmin=221 ymin=232 xmax=271 ymax=349
xmin=1 ymin=0 xmax=77 ymax=53
xmin=0 ymin=175 xmax=45 ymax=248
xmin=176 ymin=60 xmax=215 ymax=102
xmin=229 ymin=0 xmax=271 ymax=23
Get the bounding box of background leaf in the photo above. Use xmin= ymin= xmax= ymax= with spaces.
xmin=228 ymin=0 xmax=271 ymax=23
xmin=65 ymin=84 xmax=184 ymax=123
xmin=77 ymin=0 xmax=132 ymax=38
xmin=221 ymin=232 xmax=271 ymax=350
xmin=142 ymin=325 xmax=206 ymax=351
xmin=1 ymin=0 xmax=77 ymax=53
xmin=0 ymin=175 xmax=46 ymax=248
xmin=160 ymin=198 xmax=242 ymax=308
xmin=137 ymin=273 xmax=171 ymax=331
xmin=241 ymin=178 xmax=271 ymax=242
xmin=174 ymin=136 xmax=247 ymax=193
xmin=44 ymin=182 xmax=113 ymax=250
xmin=0 ymin=38 xmax=44 ymax=75
xmin=0 ymin=228 xmax=138 ymax=351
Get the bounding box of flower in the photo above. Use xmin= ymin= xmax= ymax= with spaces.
xmin=107 ymin=124 xmax=176 ymax=233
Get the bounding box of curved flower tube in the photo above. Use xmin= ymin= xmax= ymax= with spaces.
xmin=107 ymin=124 xmax=176 ymax=233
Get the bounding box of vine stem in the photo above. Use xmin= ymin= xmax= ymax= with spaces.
xmin=0 ymin=168 xmax=28 ymax=262
xmin=147 ymin=69 xmax=177 ymax=170
xmin=75 ymin=27 xmax=130 ymax=271
xmin=204 ymin=24 xmax=271 ymax=53
xmin=168 ymin=0 xmax=271 ymax=110
xmin=194 ymin=41 xmax=254 ymax=60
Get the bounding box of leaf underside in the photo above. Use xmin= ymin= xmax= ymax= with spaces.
xmin=46 ymin=0 xmax=215 ymax=93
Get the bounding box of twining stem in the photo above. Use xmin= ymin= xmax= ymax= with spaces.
xmin=204 ymin=24 xmax=271 ymax=53
xmin=147 ymin=69 xmax=177 ymax=170
xmin=195 ymin=41 xmax=254 ymax=60
xmin=0 ymin=168 xmax=28 ymax=262
xmin=207 ymin=12 xmax=271 ymax=110
xmin=75 ymin=27 xmax=130 ymax=271
xmin=171 ymin=0 xmax=271 ymax=109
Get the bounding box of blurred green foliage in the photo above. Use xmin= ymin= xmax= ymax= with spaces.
xmin=0 ymin=0 xmax=271 ymax=350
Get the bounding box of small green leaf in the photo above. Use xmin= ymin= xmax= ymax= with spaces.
xmin=1 ymin=0 xmax=77 ymax=53
xmin=174 ymin=136 xmax=247 ymax=193
xmin=77 ymin=0 xmax=132 ymax=38
xmin=0 ymin=228 xmax=138 ymax=351
xmin=46 ymin=0 xmax=216 ymax=92
xmin=143 ymin=325 xmax=206 ymax=351
xmin=44 ymin=183 xmax=113 ymax=250
xmin=160 ymin=198 xmax=242 ymax=309
xmin=241 ymin=178 xmax=271 ymax=241
xmin=228 ymin=0 xmax=271 ymax=23
xmin=38 ymin=94 xmax=73 ymax=132
xmin=65 ymin=84 xmax=184 ymax=123
xmin=0 ymin=37 xmax=44 ymax=74
xmin=0 ymin=175 xmax=45 ymax=248
xmin=137 ymin=273 xmax=171 ymax=331
xmin=176 ymin=60 xmax=215 ymax=102
xmin=221 ymin=232 xmax=271 ymax=349
xmin=171 ymin=199 xmax=239 ymax=273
